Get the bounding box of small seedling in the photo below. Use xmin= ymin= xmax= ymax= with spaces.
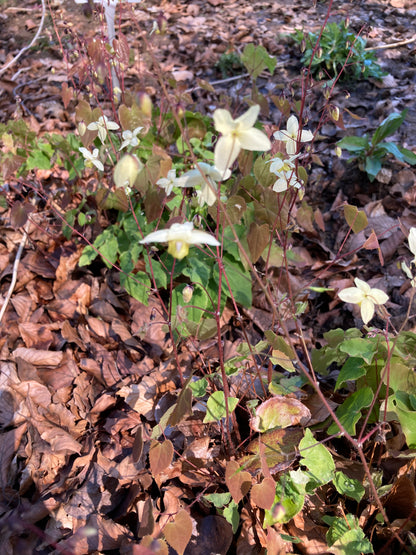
xmin=215 ymin=51 xmax=245 ymax=78
xmin=337 ymin=110 xmax=416 ymax=181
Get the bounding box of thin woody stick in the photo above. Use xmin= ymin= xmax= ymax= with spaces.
xmin=365 ymin=35 xmax=416 ymax=51
xmin=0 ymin=219 xmax=31 ymax=325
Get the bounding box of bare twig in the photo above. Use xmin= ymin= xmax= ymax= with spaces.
xmin=0 ymin=219 xmax=31 ymax=325
xmin=0 ymin=0 xmax=46 ymax=77
xmin=365 ymin=35 xmax=416 ymax=51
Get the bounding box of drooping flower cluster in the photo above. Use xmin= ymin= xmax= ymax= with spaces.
xmin=269 ymin=154 xmax=303 ymax=193
xmin=268 ymin=115 xmax=313 ymax=196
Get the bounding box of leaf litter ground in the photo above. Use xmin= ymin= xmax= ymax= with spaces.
xmin=1 ymin=0 xmax=416 ymax=553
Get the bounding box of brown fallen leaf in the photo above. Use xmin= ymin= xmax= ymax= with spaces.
xmin=12 ymin=347 xmax=63 ymax=366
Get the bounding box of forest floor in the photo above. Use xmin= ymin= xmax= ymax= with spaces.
xmin=1 ymin=0 xmax=416 ymax=553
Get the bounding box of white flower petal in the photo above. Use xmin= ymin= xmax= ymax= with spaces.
xmin=213 ymin=109 xmax=236 ymax=135
xmin=272 ymin=177 xmax=288 ymax=193
xmin=354 ymin=278 xmax=371 ymax=294
xmin=140 ymin=229 xmax=171 ymax=243
xmin=408 ymin=227 xmax=416 ymax=258
xmin=300 ymin=129 xmax=314 ymax=143
xmin=285 ymin=139 xmax=297 ymax=155
xmin=369 ymin=289 xmax=389 ymax=305
xmin=286 ymin=115 xmax=299 ymax=137
xmin=214 ymin=135 xmax=241 ymax=173
xmin=235 ymin=105 xmax=260 ymax=129
xmin=187 ymin=229 xmax=220 ymax=246
xmin=238 ymin=128 xmax=272 ymax=152
xmin=338 ymin=287 xmax=365 ymax=304
xmin=360 ymin=298 xmax=375 ymax=325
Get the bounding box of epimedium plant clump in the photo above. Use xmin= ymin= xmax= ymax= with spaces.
xmin=4 ymin=9 xmax=416 ymax=552
xmin=71 ymin=65 xmax=416 ymax=548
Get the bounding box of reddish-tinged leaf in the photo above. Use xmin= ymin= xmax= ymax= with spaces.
xmin=362 ymin=229 xmax=384 ymax=265
xmin=251 ymin=477 xmax=276 ymax=510
xmin=168 ymin=387 xmax=193 ymax=426
xmin=164 ymin=509 xmax=192 ymax=555
xmin=149 ymin=439 xmax=174 ymax=476
xmin=251 ymin=396 xmax=311 ymax=433
xmin=61 ymin=82 xmax=74 ymax=109
xmin=225 ymin=460 xmax=252 ymax=503
xmin=247 ymin=222 xmax=270 ymax=263
xmin=314 ymin=207 xmax=326 ymax=232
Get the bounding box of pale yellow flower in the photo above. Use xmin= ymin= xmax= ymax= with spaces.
xmin=273 ymin=115 xmax=313 ymax=155
xmin=401 ymin=227 xmax=416 ymax=287
xmin=87 ymin=115 xmax=119 ymax=143
xmin=79 ymin=147 xmax=104 ymax=171
xmin=182 ymin=163 xmax=231 ymax=207
xmin=139 ymin=221 xmax=220 ymax=260
xmin=156 ymin=169 xmax=188 ymax=196
xmin=119 ymin=127 xmax=143 ymax=150
xmin=408 ymin=227 xmax=416 ymax=264
xmin=213 ymin=105 xmax=271 ymax=173
xmin=269 ymin=155 xmax=303 ymax=193
xmin=338 ymin=278 xmax=388 ymax=324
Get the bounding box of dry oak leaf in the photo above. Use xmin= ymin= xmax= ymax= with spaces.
xmin=40 ymin=426 xmax=82 ymax=454
xmin=12 ymin=347 xmax=64 ymax=366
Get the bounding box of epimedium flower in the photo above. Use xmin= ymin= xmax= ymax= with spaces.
xmin=272 ymin=169 xmax=304 ymax=194
xmin=140 ymin=221 xmax=220 ymax=260
xmin=79 ymin=147 xmax=104 ymax=171
xmin=87 ymin=115 xmax=120 ymax=143
xmin=273 ymin=115 xmax=313 ymax=155
xmin=119 ymin=127 xmax=143 ymax=150
xmin=156 ymin=169 xmax=188 ymax=196
xmin=401 ymin=227 xmax=416 ymax=287
xmin=408 ymin=227 xmax=416 ymax=264
xmin=338 ymin=277 xmax=389 ymax=325
xmin=182 ymin=163 xmax=231 ymax=207
xmin=213 ymin=104 xmax=271 ymax=173
xmin=269 ymin=155 xmax=304 ymax=194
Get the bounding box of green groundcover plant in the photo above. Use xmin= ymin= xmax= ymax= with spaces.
xmin=292 ymin=20 xmax=386 ymax=81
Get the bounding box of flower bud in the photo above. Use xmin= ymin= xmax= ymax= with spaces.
xmin=139 ymin=93 xmax=152 ymax=118
xmin=78 ymin=121 xmax=87 ymax=136
xmin=330 ymin=106 xmax=340 ymax=121
xmin=113 ymin=154 xmax=143 ymax=189
xmin=182 ymin=285 xmax=193 ymax=303
xmin=335 ymin=146 xmax=342 ymax=158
